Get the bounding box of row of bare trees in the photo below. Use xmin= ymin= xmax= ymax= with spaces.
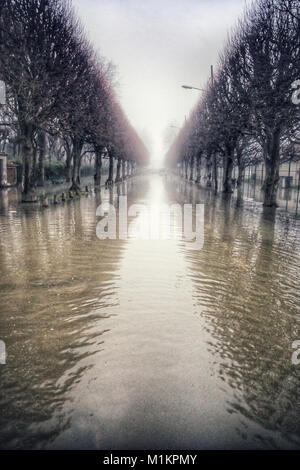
xmin=165 ymin=0 xmax=300 ymax=207
xmin=0 ymin=0 xmax=149 ymax=201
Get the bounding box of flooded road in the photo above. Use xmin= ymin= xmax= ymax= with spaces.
xmin=0 ymin=174 xmax=299 ymax=449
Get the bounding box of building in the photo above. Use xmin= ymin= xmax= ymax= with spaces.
xmin=0 ymin=153 xmax=8 ymax=187
xmin=0 ymin=153 xmax=17 ymax=187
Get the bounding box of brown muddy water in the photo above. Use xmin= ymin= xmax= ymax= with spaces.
xmin=0 ymin=174 xmax=299 ymax=449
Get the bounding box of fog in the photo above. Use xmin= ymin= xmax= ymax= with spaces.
xmin=73 ymin=0 xmax=246 ymax=167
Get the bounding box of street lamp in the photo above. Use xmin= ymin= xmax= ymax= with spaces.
xmin=182 ymin=65 xmax=214 ymax=92
xmin=181 ymin=85 xmax=205 ymax=92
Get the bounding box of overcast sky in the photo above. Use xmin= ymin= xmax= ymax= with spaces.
xmin=73 ymin=0 xmax=246 ymax=166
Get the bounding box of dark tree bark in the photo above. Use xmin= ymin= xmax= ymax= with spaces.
xmin=184 ymin=158 xmax=188 ymax=179
xmin=65 ymin=148 xmax=72 ymax=183
xmin=70 ymin=138 xmax=83 ymax=192
xmin=37 ymin=131 xmax=46 ymax=187
xmin=236 ymin=145 xmax=244 ymax=189
xmin=212 ymin=153 xmax=218 ymax=193
xmin=115 ymin=157 xmax=122 ymax=183
xmin=21 ymin=122 xmax=37 ymax=202
xmin=189 ymin=154 xmax=194 ymax=181
xmin=64 ymin=138 xmax=73 ymax=183
xmin=195 ymin=151 xmax=202 ymax=184
xmin=94 ymin=147 xmax=102 ymax=187
xmin=122 ymin=159 xmax=126 ymax=180
xmin=106 ymin=151 xmax=114 ymax=185
xmin=223 ymin=143 xmax=234 ymax=193
xmin=206 ymin=152 xmax=212 ymax=188
xmin=237 ymin=165 xmax=244 ymax=188
xmin=262 ymin=128 xmax=281 ymax=207
xmin=76 ymin=154 xmax=83 ymax=186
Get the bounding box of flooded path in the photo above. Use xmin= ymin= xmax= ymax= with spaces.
xmin=0 ymin=174 xmax=299 ymax=449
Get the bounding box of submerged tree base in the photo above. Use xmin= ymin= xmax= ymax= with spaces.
xmin=263 ymin=201 xmax=279 ymax=208
xmin=263 ymin=183 xmax=279 ymax=208
xmin=105 ymin=179 xmax=114 ymax=188
xmin=69 ymin=183 xmax=81 ymax=194
xmin=222 ymin=189 xmax=234 ymax=194
xmin=21 ymin=189 xmax=38 ymax=203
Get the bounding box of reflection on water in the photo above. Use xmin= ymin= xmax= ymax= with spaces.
xmin=0 ymin=175 xmax=299 ymax=449
xmin=235 ymin=178 xmax=300 ymax=215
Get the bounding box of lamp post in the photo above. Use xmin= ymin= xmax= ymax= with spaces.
xmin=181 ymin=65 xmax=214 ymax=92
xmin=181 ymin=85 xmax=205 ymax=92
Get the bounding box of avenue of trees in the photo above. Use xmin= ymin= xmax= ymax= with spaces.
xmin=0 ymin=0 xmax=149 ymax=201
xmin=166 ymin=0 xmax=300 ymax=207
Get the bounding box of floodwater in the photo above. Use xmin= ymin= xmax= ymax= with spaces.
xmin=0 ymin=174 xmax=299 ymax=450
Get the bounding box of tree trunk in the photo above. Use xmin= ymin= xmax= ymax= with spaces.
xmin=76 ymin=154 xmax=83 ymax=186
xmin=195 ymin=151 xmax=202 ymax=184
xmin=184 ymin=158 xmax=188 ymax=179
xmin=37 ymin=131 xmax=46 ymax=187
xmin=212 ymin=153 xmax=218 ymax=192
xmin=65 ymin=147 xmax=72 ymax=183
xmin=263 ymin=128 xmax=281 ymax=207
xmin=115 ymin=157 xmax=122 ymax=183
xmin=94 ymin=147 xmax=102 ymax=187
xmin=223 ymin=143 xmax=234 ymax=193
xmin=21 ymin=123 xmax=37 ymax=202
xmin=122 ymin=159 xmax=126 ymax=180
xmin=189 ymin=155 xmax=194 ymax=182
xmin=106 ymin=152 xmax=114 ymax=185
xmin=70 ymin=138 xmax=83 ymax=192
xmin=206 ymin=153 xmax=212 ymax=188
xmin=237 ymin=163 xmax=243 ymax=188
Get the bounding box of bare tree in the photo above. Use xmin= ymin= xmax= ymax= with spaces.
xmin=165 ymin=0 xmax=300 ymax=207
xmin=240 ymin=0 xmax=300 ymax=205
xmin=0 ymin=0 xmax=88 ymax=200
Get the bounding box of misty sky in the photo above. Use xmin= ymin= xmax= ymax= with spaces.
xmin=73 ymin=0 xmax=246 ymax=166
